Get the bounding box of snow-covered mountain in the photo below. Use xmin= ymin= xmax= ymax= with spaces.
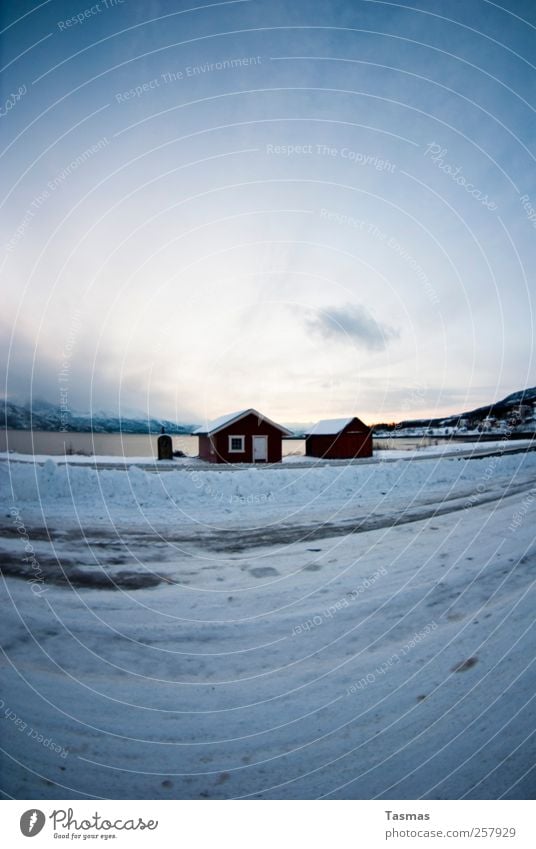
xmin=476 ymin=385 xmax=536 ymax=412
xmin=1 ymin=399 xmax=197 ymax=434
xmin=3 ymin=386 xmax=535 ymax=434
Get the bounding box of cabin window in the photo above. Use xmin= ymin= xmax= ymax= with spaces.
xmin=228 ymin=435 xmax=245 ymax=453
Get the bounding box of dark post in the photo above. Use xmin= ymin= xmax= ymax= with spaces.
xmin=157 ymin=426 xmax=173 ymax=460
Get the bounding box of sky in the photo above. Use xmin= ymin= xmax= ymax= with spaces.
xmin=1 ymin=0 xmax=535 ymax=426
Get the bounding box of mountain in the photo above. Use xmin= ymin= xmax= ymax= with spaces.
xmin=3 ymin=386 xmax=535 ymax=434
xmin=467 ymin=386 xmax=536 ymax=417
xmin=1 ymin=400 xmax=197 ymax=434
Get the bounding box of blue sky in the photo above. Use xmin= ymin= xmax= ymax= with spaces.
xmin=1 ymin=0 xmax=535 ymax=424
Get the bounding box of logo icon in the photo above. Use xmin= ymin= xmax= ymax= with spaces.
xmin=20 ymin=810 xmax=46 ymax=837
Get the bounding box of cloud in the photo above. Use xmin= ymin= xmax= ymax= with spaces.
xmin=0 ymin=322 xmax=200 ymax=422
xmin=306 ymin=304 xmax=399 ymax=351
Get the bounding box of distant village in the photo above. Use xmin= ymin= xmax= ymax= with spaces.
xmin=373 ymin=398 xmax=536 ymax=439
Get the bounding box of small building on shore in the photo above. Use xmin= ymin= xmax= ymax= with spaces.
xmin=194 ymin=409 xmax=292 ymax=464
xmin=305 ymin=416 xmax=373 ymax=460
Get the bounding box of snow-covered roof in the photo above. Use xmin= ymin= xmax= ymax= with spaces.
xmin=193 ymin=408 xmax=292 ymax=436
xmin=305 ymin=417 xmax=356 ymax=436
xmin=193 ymin=409 xmax=248 ymax=435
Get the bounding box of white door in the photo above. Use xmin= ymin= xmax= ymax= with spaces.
xmin=253 ymin=435 xmax=268 ymax=462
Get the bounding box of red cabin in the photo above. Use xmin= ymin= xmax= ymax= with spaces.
xmin=305 ymin=417 xmax=373 ymax=459
xmin=194 ymin=409 xmax=292 ymax=464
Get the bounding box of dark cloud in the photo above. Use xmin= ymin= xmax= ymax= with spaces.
xmin=306 ymin=304 xmax=399 ymax=351
xmin=0 ymin=324 xmax=198 ymax=422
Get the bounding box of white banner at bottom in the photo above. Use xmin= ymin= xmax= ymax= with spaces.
xmin=2 ymin=799 xmax=533 ymax=848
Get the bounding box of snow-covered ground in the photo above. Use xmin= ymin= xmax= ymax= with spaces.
xmin=1 ymin=445 xmax=535 ymax=528
xmin=1 ymin=449 xmax=535 ymax=799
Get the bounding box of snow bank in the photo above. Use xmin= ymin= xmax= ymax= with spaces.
xmin=2 ymin=451 xmax=535 ymax=525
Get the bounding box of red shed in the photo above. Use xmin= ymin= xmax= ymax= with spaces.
xmin=305 ymin=417 xmax=373 ymax=459
xmin=194 ymin=409 xmax=292 ymax=464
